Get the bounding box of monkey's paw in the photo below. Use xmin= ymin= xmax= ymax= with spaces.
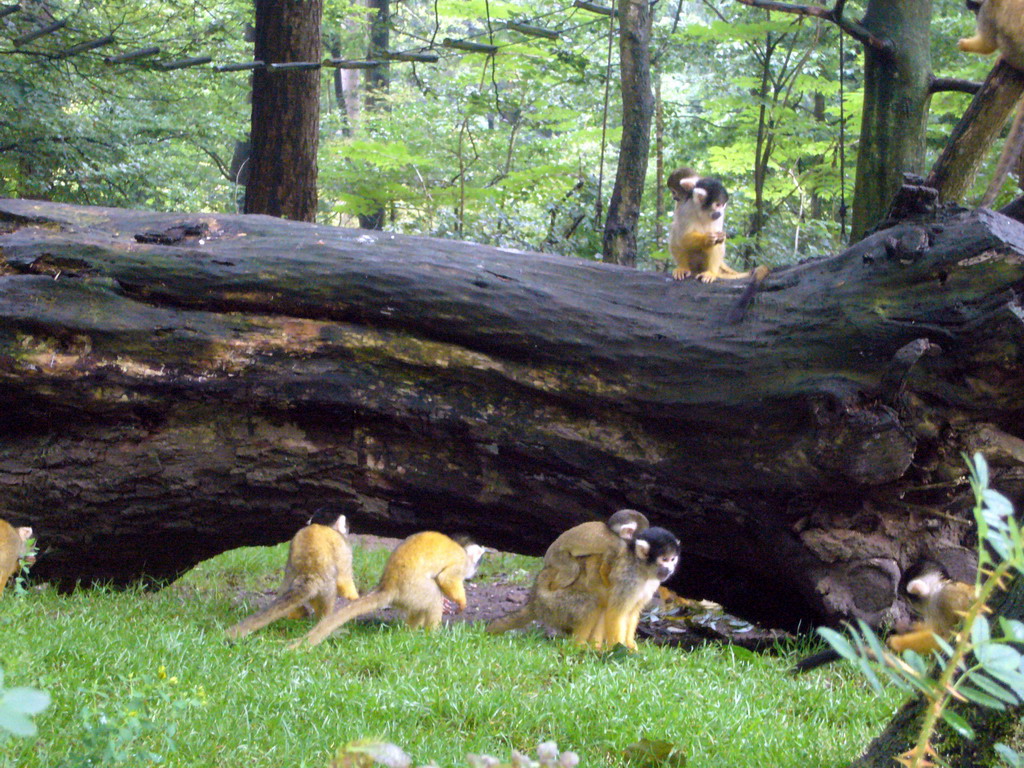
xmin=696 ymin=272 xmax=719 ymax=283
xmin=671 ymin=267 xmax=691 ymax=280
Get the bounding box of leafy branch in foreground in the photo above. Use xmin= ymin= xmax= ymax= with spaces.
xmin=821 ymin=452 xmax=1024 ymax=768
xmin=0 ymin=666 xmax=50 ymax=739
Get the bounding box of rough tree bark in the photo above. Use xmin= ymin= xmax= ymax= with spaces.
xmin=0 ymin=198 xmax=1022 ymax=631
xmin=243 ymin=0 xmax=323 ymax=222
xmin=602 ymin=0 xmax=654 ymax=267
xmin=851 ymin=0 xmax=934 ymax=241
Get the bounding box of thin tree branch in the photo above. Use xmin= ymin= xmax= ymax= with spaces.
xmin=930 ymin=76 xmax=983 ymax=96
xmin=734 ymin=0 xmax=893 ymax=54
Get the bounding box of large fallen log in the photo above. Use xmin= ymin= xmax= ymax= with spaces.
xmin=0 ymin=198 xmax=1022 ymax=629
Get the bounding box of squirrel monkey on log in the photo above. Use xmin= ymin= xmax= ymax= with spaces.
xmin=958 ymin=0 xmax=1024 ymax=206
xmin=293 ymin=531 xmax=486 ymax=648
xmin=226 ymin=514 xmax=359 ymax=641
xmin=668 ymin=167 xmax=764 ymax=285
xmin=0 ymin=520 xmax=34 ymax=593
xmin=487 ymin=525 xmax=680 ymax=651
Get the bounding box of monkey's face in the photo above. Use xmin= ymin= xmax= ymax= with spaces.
xmin=634 ymin=528 xmax=681 ymax=582
xmin=691 ymin=181 xmax=729 ymax=223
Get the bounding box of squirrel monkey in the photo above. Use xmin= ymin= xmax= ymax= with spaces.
xmin=538 ymin=509 xmax=649 ymax=592
xmin=668 ymin=167 xmax=746 ymax=283
xmin=887 ymin=567 xmax=975 ymax=655
xmin=0 ymin=520 xmax=34 ymax=593
xmin=487 ymin=526 xmax=680 ymax=651
xmin=598 ymin=527 xmax=680 ymax=649
xmin=791 ymin=563 xmax=975 ymax=673
xmin=293 ymin=531 xmax=486 ymax=648
xmin=958 ymin=0 xmax=1024 ymax=206
xmin=486 ymin=509 xmax=649 ymax=643
xmin=226 ymin=514 xmax=359 ymax=641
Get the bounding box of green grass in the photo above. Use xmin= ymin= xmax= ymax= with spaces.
xmin=0 ymin=542 xmax=902 ymax=768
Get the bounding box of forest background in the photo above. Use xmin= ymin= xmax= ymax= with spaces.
xmin=0 ymin=0 xmax=1003 ymax=272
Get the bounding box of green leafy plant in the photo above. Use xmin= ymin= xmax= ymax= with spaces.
xmin=0 ymin=666 xmax=49 ymax=739
xmin=821 ymin=452 xmax=1024 ymax=768
xmin=59 ymin=667 xmax=201 ymax=768
xmin=12 ymin=533 xmax=38 ymax=597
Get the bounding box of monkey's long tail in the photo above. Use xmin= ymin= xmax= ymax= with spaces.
xmin=226 ymin=579 xmax=318 ymax=641
xmin=725 ymin=265 xmax=769 ymax=324
xmin=295 ymin=586 xmax=396 ymax=648
xmin=485 ymin=602 xmax=536 ymax=635
xmin=788 ymin=648 xmax=841 ymax=674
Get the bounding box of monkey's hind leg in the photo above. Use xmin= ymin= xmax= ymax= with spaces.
xmin=337 ymin=574 xmax=359 ymax=601
xmin=888 ymin=627 xmax=942 ymax=655
xmin=571 ymin=606 xmax=607 ymax=648
xmin=408 ymin=602 xmax=444 ymax=630
xmin=958 ymin=34 xmax=999 ymax=55
xmin=436 ymin=565 xmax=468 ymax=612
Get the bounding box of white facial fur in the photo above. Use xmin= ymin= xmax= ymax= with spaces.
xmin=463 ymin=543 xmax=486 ymax=579
xmin=907 ymin=571 xmax=944 ymax=598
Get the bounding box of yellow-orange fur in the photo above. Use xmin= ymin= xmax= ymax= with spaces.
xmin=294 ymin=531 xmax=485 ymax=647
xmin=667 ymin=167 xmax=746 ymax=283
xmin=226 ymin=515 xmax=359 ymax=640
xmin=887 ymin=575 xmax=975 ymax=655
xmin=0 ymin=519 xmax=33 ymax=594
xmin=488 ymin=526 xmax=679 ymax=651
xmin=958 ymin=0 xmax=1024 ymax=70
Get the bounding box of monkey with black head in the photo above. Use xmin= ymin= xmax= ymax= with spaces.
xmin=667 ymin=168 xmax=769 ymax=310
xmin=488 ymin=525 xmax=680 ymax=651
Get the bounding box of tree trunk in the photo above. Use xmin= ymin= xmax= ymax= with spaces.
xmin=243 ymin=0 xmax=323 ymax=222
xmin=602 ymin=0 xmax=654 ymax=267
xmin=850 ymin=0 xmax=933 ymax=241
xmin=357 ymin=0 xmax=389 ymax=231
xmin=0 ymin=198 xmax=1022 ymax=632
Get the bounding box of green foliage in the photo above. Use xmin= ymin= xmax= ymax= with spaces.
xmin=0 ymin=541 xmax=900 ymax=768
xmin=60 ymin=669 xmax=202 ymax=768
xmin=12 ymin=533 xmax=37 ymax=597
xmin=0 ymin=0 xmax=1001 ymax=261
xmin=0 ymin=667 xmax=49 ymax=739
xmin=821 ymin=453 xmax=1024 ymax=768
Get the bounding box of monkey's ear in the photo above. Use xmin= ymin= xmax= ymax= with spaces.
xmin=333 ymin=515 xmax=348 ymax=535
xmin=691 ymin=187 xmax=707 ymax=204
xmin=17 ymin=527 xmax=32 ymax=541
xmin=677 ymin=177 xmax=697 ymax=193
xmin=633 ymin=538 xmax=651 ymax=559
xmin=616 ymin=522 xmax=639 ymax=540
